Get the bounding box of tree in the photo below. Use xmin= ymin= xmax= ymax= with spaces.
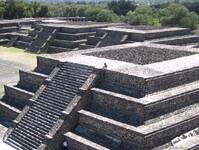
xmin=126 ymin=5 xmax=159 ymax=25
xmin=84 ymin=7 xmax=102 ymax=21
xmin=30 ymin=2 xmax=41 ymax=17
xmin=108 ymin=0 xmax=137 ymax=16
xmin=0 ymin=1 xmax=5 ymax=19
xmin=3 ymin=0 xmax=26 ymax=19
xmin=184 ymin=2 xmax=199 ymax=15
xmin=96 ymin=9 xmax=119 ymax=22
xmin=38 ymin=5 xmax=48 ymax=17
xmin=159 ymin=3 xmax=199 ymax=29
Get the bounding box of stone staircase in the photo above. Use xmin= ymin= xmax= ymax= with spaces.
xmin=0 ymin=56 xmax=55 ymax=121
xmin=12 ymin=25 xmax=36 ymax=49
xmin=0 ymin=22 xmax=19 ymax=45
xmin=0 ymin=22 xmax=39 ymax=49
xmin=0 ymin=24 xmax=18 ymax=34
xmin=4 ymin=62 xmax=95 ymax=150
xmin=80 ymin=30 xmax=129 ymax=49
xmin=27 ymin=27 xmax=56 ymax=52
xmin=47 ymin=28 xmax=96 ymax=53
xmin=64 ymin=67 xmax=199 ymax=150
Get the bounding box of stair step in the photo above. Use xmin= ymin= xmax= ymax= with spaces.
xmin=31 ymin=104 xmax=61 ymax=117
xmin=6 ymin=62 xmax=95 ymax=150
xmin=78 ymin=109 xmax=143 ymax=146
xmin=26 ymin=108 xmax=58 ymax=122
xmin=145 ymin=103 xmax=199 ymax=125
xmin=52 ymin=78 xmax=82 ymax=89
xmin=3 ymin=85 xmax=34 ymax=110
xmin=40 ymin=88 xmax=74 ymax=100
xmin=56 ymin=32 xmax=95 ymax=40
xmin=18 ymin=35 xmax=33 ymax=42
xmin=94 ymin=79 xmax=199 ymax=122
xmin=79 ymin=43 xmax=96 ymax=49
xmin=46 ymin=85 xmax=77 ymax=96
xmin=24 ymin=112 xmax=55 ymax=125
xmin=10 ymin=131 xmax=38 ymax=149
xmin=17 ymin=123 xmax=47 ymax=138
xmin=48 ymin=46 xmax=72 ymax=53
xmin=6 ymin=138 xmax=23 ymax=150
xmin=65 ymin=132 xmax=111 ymax=150
xmin=28 ymin=107 xmax=59 ymax=120
xmin=22 ymin=115 xmax=53 ymax=129
xmin=150 ymin=35 xmax=199 ymax=45
xmin=79 ymin=106 xmax=199 ymax=148
xmin=167 ymin=135 xmax=199 ymax=150
xmin=90 ymin=88 xmax=142 ymax=126
xmin=56 ymin=72 xmax=88 ymax=81
xmin=13 ymin=129 xmax=42 ymax=144
xmin=40 ymin=92 xmax=72 ymax=103
xmin=0 ymin=39 xmax=9 ymax=45
xmin=18 ymin=70 xmax=47 ymax=93
xmin=63 ymin=63 xmax=94 ymax=71
xmin=0 ymin=26 xmax=18 ymax=33
xmin=142 ymin=80 xmax=199 ymax=119
xmin=0 ymin=100 xmax=21 ymax=120
xmin=58 ymin=68 xmax=91 ymax=78
xmin=36 ymin=96 xmax=67 ymax=108
xmin=61 ymin=66 xmax=94 ymax=75
xmin=14 ymin=41 xmax=30 ymax=49
xmin=49 ymin=82 xmax=78 ymax=93
xmin=18 ymin=120 xmax=49 ymax=134
xmin=53 ymin=74 xmax=85 ymax=84
xmin=33 ymin=100 xmax=64 ymax=112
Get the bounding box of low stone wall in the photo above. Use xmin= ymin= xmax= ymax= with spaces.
xmin=144 ymin=67 xmax=199 ymax=95
xmin=17 ymin=70 xmax=47 ymax=93
xmin=154 ymin=36 xmax=199 ymax=45
xmin=87 ymin=37 xmax=101 ymax=46
xmin=2 ymin=85 xmax=34 ymax=109
xmin=91 ymin=88 xmax=144 ymax=122
xmin=104 ymin=67 xmax=199 ymax=97
xmin=78 ymin=110 xmax=145 ymax=147
xmin=34 ymin=56 xmax=60 ymax=75
xmin=144 ymin=114 xmax=199 ymax=149
xmin=130 ymin=29 xmax=191 ymax=41
xmin=0 ymin=101 xmax=20 ymax=120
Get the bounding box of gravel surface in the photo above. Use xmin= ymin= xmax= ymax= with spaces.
xmin=86 ymin=46 xmax=195 ymax=65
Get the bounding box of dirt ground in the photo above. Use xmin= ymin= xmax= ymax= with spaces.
xmin=0 ymin=46 xmax=40 ymax=97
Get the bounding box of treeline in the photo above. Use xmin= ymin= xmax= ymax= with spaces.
xmin=0 ymin=0 xmax=198 ymax=29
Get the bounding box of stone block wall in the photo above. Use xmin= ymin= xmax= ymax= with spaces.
xmin=34 ymin=56 xmax=60 ymax=75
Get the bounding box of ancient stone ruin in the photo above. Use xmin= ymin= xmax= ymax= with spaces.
xmin=0 ymin=18 xmax=199 ymax=150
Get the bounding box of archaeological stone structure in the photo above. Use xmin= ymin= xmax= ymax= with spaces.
xmin=0 ymin=18 xmax=199 ymax=150
xmin=1 ymin=19 xmax=199 ymax=54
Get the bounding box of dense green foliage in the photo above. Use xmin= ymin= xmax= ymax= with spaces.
xmin=126 ymin=5 xmax=159 ymax=25
xmin=0 ymin=0 xmax=49 ymax=19
xmin=159 ymin=4 xmax=199 ymax=29
xmin=84 ymin=7 xmax=119 ymax=22
xmin=125 ymin=3 xmax=198 ymax=29
xmin=0 ymin=0 xmax=198 ymax=29
xmin=108 ymin=0 xmax=136 ymax=16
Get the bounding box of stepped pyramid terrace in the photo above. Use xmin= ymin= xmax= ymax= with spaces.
xmin=0 ymin=18 xmax=199 ymax=150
